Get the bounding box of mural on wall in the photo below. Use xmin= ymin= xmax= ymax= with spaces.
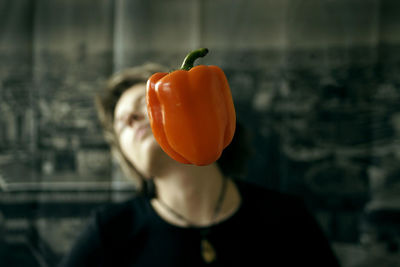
xmin=0 ymin=0 xmax=400 ymax=266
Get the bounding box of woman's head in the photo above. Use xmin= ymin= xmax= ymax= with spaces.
xmin=96 ymin=63 xmax=252 ymax=194
xmin=96 ymin=64 xmax=167 ymax=189
xmin=113 ymin=82 xmax=162 ymax=178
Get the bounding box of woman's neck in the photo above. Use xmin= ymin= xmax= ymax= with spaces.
xmin=150 ymin=159 xmax=241 ymax=227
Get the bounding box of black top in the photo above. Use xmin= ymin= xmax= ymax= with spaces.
xmin=59 ymin=179 xmax=340 ymax=267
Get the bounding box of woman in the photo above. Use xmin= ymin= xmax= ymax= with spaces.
xmin=60 ymin=64 xmax=340 ymax=267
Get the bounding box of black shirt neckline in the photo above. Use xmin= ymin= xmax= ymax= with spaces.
xmin=143 ymin=178 xmax=246 ymax=232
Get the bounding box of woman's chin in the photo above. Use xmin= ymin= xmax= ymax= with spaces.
xmin=140 ymin=136 xmax=164 ymax=160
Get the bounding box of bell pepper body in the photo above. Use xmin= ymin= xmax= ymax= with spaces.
xmin=146 ymin=65 xmax=236 ymax=166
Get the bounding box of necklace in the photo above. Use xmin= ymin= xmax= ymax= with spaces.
xmin=156 ymin=176 xmax=228 ymax=264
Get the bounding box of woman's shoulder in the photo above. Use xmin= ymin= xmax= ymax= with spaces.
xmin=233 ymin=178 xmax=307 ymax=217
xmin=91 ymin=194 xmax=151 ymax=234
xmin=234 ymin=178 xmax=301 ymax=203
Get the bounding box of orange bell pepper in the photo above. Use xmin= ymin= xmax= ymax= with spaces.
xmin=146 ymin=48 xmax=236 ymax=166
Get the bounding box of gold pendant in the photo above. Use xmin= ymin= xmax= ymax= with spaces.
xmin=201 ymin=238 xmax=216 ymax=264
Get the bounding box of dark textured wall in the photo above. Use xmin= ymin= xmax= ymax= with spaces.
xmin=1 ymin=0 xmax=400 ymax=266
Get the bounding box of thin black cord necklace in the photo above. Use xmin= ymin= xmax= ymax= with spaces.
xmin=156 ymin=176 xmax=228 ymax=264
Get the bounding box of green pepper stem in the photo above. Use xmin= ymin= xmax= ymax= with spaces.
xmin=180 ymin=48 xmax=209 ymax=71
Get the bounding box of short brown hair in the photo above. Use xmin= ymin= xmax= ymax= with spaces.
xmin=95 ymin=63 xmax=252 ymax=196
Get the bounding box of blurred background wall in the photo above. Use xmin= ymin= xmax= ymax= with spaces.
xmin=0 ymin=0 xmax=400 ymax=266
